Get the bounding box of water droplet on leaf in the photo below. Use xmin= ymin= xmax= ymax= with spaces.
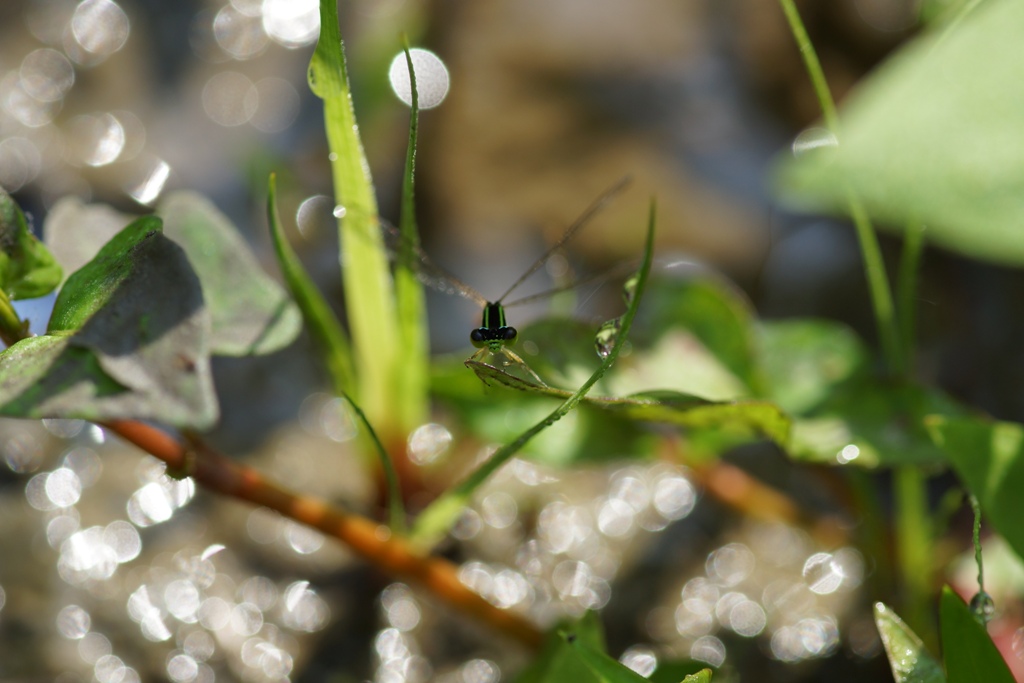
xmin=970 ymin=591 xmax=995 ymax=624
xmin=595 ymin=318 xmax=622 ymax=359
xmin=622 ymin=273 xmax=639 ymax=305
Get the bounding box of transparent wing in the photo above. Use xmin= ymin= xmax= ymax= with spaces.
xmin=360 ymin=175 xmax=632 ymax=310
xmin=494 ymin=176 xmax=632 ymax=304
xmin=377 ymin=215 xmax=489 ymax=307
xmin=503 ymin=258 xmax=640 ymax=308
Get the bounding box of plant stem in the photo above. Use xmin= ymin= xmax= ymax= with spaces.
xmin=895 ymin=466 xmax=935 ymax=648
xmin=0 ymin=290 xmax=25 ymax=348
xmin=776 ymin=0 xmax=839 ymax=133
xmin=970 ymin=494 xmax=985 ymax=593
xmin=104 ymin=419 xmax=542 ymax=648
xmin=898 ymin=219 xmax=925 ymax=374
xmin=777 ymin=0 xmax=903 ymax=376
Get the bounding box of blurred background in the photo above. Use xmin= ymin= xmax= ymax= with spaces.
xmin=2 ymin=0 xmax=1023 ymax=681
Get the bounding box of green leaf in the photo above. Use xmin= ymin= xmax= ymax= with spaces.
xmin=310 ymin=0 xmax=399 ymax=427
xmin=48 ymin=216 xmax=166 ymax=333
xmin=759 ymin=319 xmax=868 ymax=415
xmin=563 ymin=632 xmax=651 ymax=683
xmin=940 ymin=586 xmax=1014 ymax=683
xmin=158 ymin=192 xmax=301 ymax=356
xmin=42 ymin=196 xmax=132 ymax=281
xmin=513 ymin=613 xmax=605 ymax=683
xmin=634 ymin=277 xmax=762 ymax=396
xmin=874 ymin=602 xmax=946 ymax=683
xmin=0 ymin=218 xmax=216 ymax=427
xmin=0 ymin=336 xmax=126 ymax=418
xmin=608 ymin=328 xmax=750 ymax=403
xmin=776 ymin=0 xmax=1024 ymax=266
xmin=681 ymin=671 xmax=714 ymax=683
xmin=648 ymin=661 xmax=716 ymax=683
xmin=0 ymin=187 xmax=62 ymax=299
xmin=461 ymin=361 xmax=790 ymax=450
xmin=44 ymin=193 xmax=302 ymax=357
xmin=788 ymin=379 xmax=966 ymax=467
xmin=927 ymin=416 xmax=1024 ymax=563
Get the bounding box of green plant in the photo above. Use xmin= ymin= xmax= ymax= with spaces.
xmin=4 ymin=0 xmax=1024 ymax=680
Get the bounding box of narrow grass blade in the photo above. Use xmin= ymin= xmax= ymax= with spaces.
xmin=411 ymin=201 xmax=658 ymax=549
xmin=393 ymin=39 xmax=430 ymax=432
xmin=267 ymin=175 xmax=355 ymax=396
xmin=267 ymin=175 xmax=405 ymax=532
xmin=309 ymin=0 xmax=399 ymax=428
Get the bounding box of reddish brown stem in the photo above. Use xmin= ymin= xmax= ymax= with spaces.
xmin=103 ymin=419 xmax=543 ymax=648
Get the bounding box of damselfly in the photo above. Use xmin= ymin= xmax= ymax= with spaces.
xmin=385 ymin=177 xmax=632 ymax=384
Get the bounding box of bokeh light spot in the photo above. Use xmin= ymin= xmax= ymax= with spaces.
xmin=388 ymin=48 xmax=450 ymax=109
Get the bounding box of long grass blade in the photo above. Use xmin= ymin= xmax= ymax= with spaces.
xmin=309 ymin=0 xmax=399 ymax=426
xmin=393 ymin=39 xmax=430 ymax=431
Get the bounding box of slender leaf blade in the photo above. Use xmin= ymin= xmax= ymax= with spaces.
xmin=940 ymin=586 xmax=1014 ymax=683
xmin=874 ymin=602 xmax=946 ymax=683
xmin=462 ymin=363 xmax=789 ymax=449
xmin=266 ymin=176 xmax=355 ymax=396
xmin=393 ymin=39 xmax=430 ymax=431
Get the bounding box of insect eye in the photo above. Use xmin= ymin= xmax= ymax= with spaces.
xmin=502 ymin=326 xmax=518 ymax=341
xmin=470 ymin=328 xmax=486 ymax=347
